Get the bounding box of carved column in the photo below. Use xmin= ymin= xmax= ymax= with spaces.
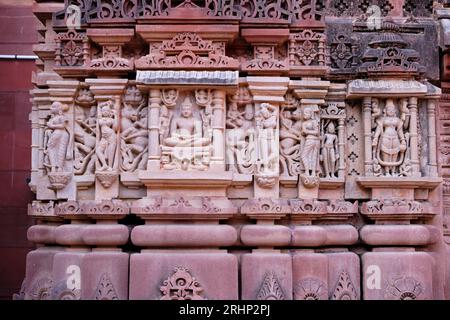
xmin=427 ymin=99 xmax=438 ymax=177
xmin=210 ymin=90 xmax=226 ymax=171
xmin=338 ymin=117 xmax=346 ymax=179
xmin=409 ymin=97 xmax=421 ymax=177
xmin=363 ymin=96 xmax=373 ymax=176
xmin=146 ymin=88 xmax=161 ymax=171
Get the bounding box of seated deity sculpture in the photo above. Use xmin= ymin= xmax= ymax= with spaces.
xmin=164 ymin=97 xmax=210 ymax=147
xmin=161 ymin=96 xmax=211 ymax=170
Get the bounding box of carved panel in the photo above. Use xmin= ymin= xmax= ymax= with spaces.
xmin=135 ymin=32 xmax=239 ymax=70
xmin=55 ymin=30 xmax=89 ymax=68
xmin=160 ymin=267 xmax=205 ymax=300
xmin=289 ymin=30 xmax=325 ymax=67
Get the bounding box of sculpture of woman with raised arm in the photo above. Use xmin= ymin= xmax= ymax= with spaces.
xmin=97 ymin=100 xmax=118 ymax=171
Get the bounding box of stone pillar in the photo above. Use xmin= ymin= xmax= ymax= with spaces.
xmin=146 ymin=88 xmax=162 ymax=171
xmin=363 ymin=96 xmax=373 ymax=176
xmin=210 ymin=89 xmax=226 ymax=171
xmin=427 ymin=99 xmax=438 ymax=177
xmin=338 ymin=117 xmax=346 ymax=179
xmin=409 ymin=97 xmax=421 ymax=177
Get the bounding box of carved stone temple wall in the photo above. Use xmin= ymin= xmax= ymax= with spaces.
xmin=17 ymin=0 xmax=450 ymax=300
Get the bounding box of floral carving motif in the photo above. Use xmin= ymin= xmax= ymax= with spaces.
xmin=330 ymin=271 xmax=358 ymax=300
xmin=289 ymin=30 xmax=325 ymax=67
xmin=160 ymin=267 xmax=205 ymax=300
xmin=94 ymin=273 xmax=119 ymax=300
xmin=330 ymin=33 xmax=355 ymax=70
xmin=294 ymin=278 xmax=327 ymax=300
xmin=56 ymin=29 xmax=88 ymax=67
xmin=257 ymin=272 xmax=285 ymax=300
xmin=384 ymin=275 xmax=423 ymax=300
xmin=135 ymin=32 xmax=238 ymax=70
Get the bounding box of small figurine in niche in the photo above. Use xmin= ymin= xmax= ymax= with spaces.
xmin=300 ymin=105 xmax=320 ymax=178
xmin=320 ymin=121 xmax=339 ymax=178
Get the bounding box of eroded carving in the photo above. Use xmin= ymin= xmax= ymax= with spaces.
xmin=384 ymin=275 xmax=423 ymax=300
xmin=294 ymin=278 xmax=327 ymax=300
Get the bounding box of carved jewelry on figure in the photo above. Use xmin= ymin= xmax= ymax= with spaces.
xmin=74 ymin=88 xmax=96 ymax=175
xmin=371 ymin=98 xmax=411 ymax=177
xmin=255 ymin=102 xmax=279 ymax=188
xmin=120 ymin=86 xmax=148 ymax=172
xmin=299 ymin=105 xmax=321 ymax=188
xmin=161 ymin=92 xmax=212 ymax=171
xmin=43 ymin=101 xmax=73 ymax=190
xmin=225 ymin=87 xmax=256 ymax=174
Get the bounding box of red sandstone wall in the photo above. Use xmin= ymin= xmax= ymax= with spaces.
xmin=0 ymin=0 xmax=37 ymax=299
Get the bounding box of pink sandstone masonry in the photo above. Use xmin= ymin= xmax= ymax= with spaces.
xmin=16 ymin=0 xmax=450 ymax=300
